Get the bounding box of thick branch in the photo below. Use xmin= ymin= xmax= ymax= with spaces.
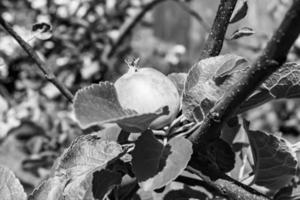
xmin=189 ymin=0 xmax=300 ymax=146
xmin=0 ymin=17 xmax=74 ymax=103
xmin=200 ymin=0 xmax=237 ymax=59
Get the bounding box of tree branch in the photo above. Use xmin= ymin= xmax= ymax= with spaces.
xmin=189 ymin=0 xmax=300 ymax=147
xmin=187 ymin=166 xmax=270 ymax=200
xmin=200 ymin=0 xmax=237 ymax=59
xmin=0 ymin=16 xmax=74 ymax=103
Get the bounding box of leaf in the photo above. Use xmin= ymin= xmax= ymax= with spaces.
xmin=31 ymin=22 xmax=53 ymax=40
xmin=167 ymin=73 xmax=187 ymax=97
xmin=182 ymin=54 xmax=249 ymax=121
xmin=207 ymin=138 xmax=235 ymax=173
xmin=92 ymin=169 xmax=122 ymax=199
xmin=244 ymin=121 xmax=298 ymax=191
xmin=274 ymin=185 xmax=300 ymax=200
xmin=230 ymin=27 xmax=254 ymax=40
xmin=31 ymin=134 xmax=124 ymax=200
xmin=229 ymin=0 xmax=248 ymax=24
xmin=29 ymin=176 xmax=67 ymax=200
xmin=239 ymin=63 xmax=300 ymax=113
xmin=0 ymin=165 xmax=27 ymax=200
xmin=262 ymin=62 xmax=300 ymax=98
xmin=54 ymin=134 xmax=123 ymax=177
xmin=73 ymin=82 xmax=169 ymax=132
xmin=132 ymin=130 xmax=193 ymax=191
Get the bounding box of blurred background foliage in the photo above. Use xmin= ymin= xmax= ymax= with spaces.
xmin=0 ymin=0 xmax=300 ymax=194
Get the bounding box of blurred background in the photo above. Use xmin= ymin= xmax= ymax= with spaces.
xmin=0 ymin=0 xmax=300 ymax=194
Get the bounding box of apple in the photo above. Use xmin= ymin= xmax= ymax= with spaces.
xmin=115 ymin=63 xmax=180 ymax=129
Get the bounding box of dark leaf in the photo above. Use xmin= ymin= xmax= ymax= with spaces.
xmin=244 ymin=120 xmax=298 ymax=191
xmin=207 ymin=138 xmax=235 ymax=173
xmin=230 ymin=0 xmax=248 ymax=24
xmin=31 ymin=22 xmax=53 ymax=40
xmin=132 ymin=130 xmax=193 ymax=191
xmin=230 ymin=27 xmax=254 ymax=40
xmin=92 ymin=169 xmax=122 ymax=199
xmin=274 ymin=185 xmax=300 ymax=200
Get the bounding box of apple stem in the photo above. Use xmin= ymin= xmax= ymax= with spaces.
xmin=125 ymin=57 xmax=140 ymax=73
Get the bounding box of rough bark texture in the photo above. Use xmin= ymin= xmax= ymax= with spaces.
xmin=200 ymin=0 xmax=238 ymax=59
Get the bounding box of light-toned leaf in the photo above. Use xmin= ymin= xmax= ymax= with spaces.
xmin=54 ymin=134 xmax=123 ymax=177
xmin=73 ymin=82 xmax=168 ymax=132
xmin=0 ymin=165 xmax=27 ymax=200
xmin=29 ymin=176 xmax=67 ymax=200
xmin=239 ymin=63 xmax=300 ymax=113
xmin=244 ymin=121 xmax=298 ymax=191
xmin=182 ymin=54 xmax=249 ymax=121
xmin=230 ymin=27 xmax=254 ymax=40
xmin=132 ymin=130 xmax=193 ymax=191
xmin=230 ymin=0 xmax=248 ymax=24
xmin=31 ymin=22 xmax=53 ymax=40
xmin=30 ymin=134 xmax=124 ymax=200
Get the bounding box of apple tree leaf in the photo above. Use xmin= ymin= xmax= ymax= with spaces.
xmin=28 ymin=176 xmax=67 ymax=200
xmin=230 ymin=0 xmax=248 ymax=24
xmin=274 ymin=185 xmax=300 ymax=200
xmin=0 ymin=165 xmax=27 ymax=200
xmin=182 ymin=54 xmax=249 ymax=121
xmin=239 ymin=63 xmax=300 ymax=113
xmin=92 ymin=169 xmax=122 ymax=199
xmin=230 ymin=27 xmax=254 ymax=40
xmin=31 ymin=22 xmax=53 ymax=40
xmin=132 ymin=130 xmax=193 ymax=191
xmin=73 ymin=82 xmax=169 ymax=132
xmin=244 ymin=121 xmax=298 ymax=191
xmin=30 ymin=134 xmax=124 ymax=200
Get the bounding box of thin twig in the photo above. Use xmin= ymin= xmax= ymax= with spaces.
xmin=0 ymin=16 xmax=74 ymax=102
xmin=200 ymin=0 xmax=238 ymax=59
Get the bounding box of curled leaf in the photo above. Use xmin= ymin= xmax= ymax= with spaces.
xmin=31 ymin=22 xmax=53 ymax=40
xmin=230 ymin=0 xmax=248 ymax=24
xmin=230 ymin=27 xmax=254 ymax=40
